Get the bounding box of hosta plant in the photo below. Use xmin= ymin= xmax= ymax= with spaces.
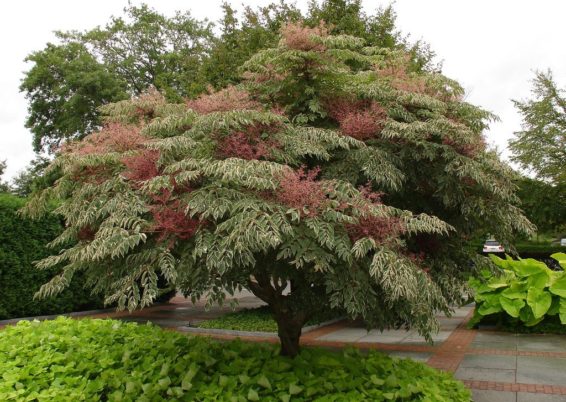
xmin=469 ymin=253 xmax=566 ymax=327
xmin=24 ymin=23 xmax=532 ymax=356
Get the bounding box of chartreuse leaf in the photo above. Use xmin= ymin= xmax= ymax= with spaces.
xmin=514 ymin=258 xmax=548 ymax=277
xmin=289 ymin=383 xmax=303 ymax=395
xmin=501 ymin=282 xmax=527 ymax=300
xmin=549 ymin=274 xmax=566 ymax=297
xmin=500 ymin=297 xmax=524 ymax=318
xmin=256 ymin=375 xmax=271 ymax=390
xmin=550 ymin=252 xmax=566 ymax=269
xmin=247 ymin=388 xmax=260 ymax=401
xmin=547 ymin=298 xmax=561 ymax=316
xmin=526 ymin=288 xmax=552 ymax=319
xmin=560 ymin=299 xmax=566 ymax=324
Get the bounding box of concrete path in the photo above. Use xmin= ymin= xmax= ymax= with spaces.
xmin=3 ymin=292 xmax=566 ymax=401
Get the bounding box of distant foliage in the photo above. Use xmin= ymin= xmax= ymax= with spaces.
xmin=510 ymin=71 xmax=566 ymax=185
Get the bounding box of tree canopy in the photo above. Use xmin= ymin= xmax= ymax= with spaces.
xmin=515 ymin=177 xmax=566 ymax=237
xmin=510 ymin=71 xmax=566 ymax=185
xmin=25 ymin=24 xmax=532 ymax=356
xmin=0 ymin=160 xmax=10 ymax=193
xmin=20 ymin=1 xmax=436 ymax=154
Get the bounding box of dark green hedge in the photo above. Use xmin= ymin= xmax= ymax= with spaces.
xmin=0 ymin=193 xmax=105 ymax=319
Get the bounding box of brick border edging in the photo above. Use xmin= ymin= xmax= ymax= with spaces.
xmin=462 ymin=380 xmax=566 ymax=395
xmin=426 ymin=309 xmax=477 ymax=372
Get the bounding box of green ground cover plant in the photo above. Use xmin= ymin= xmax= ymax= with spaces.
xmin=0 ymin=317 xmax=471 ymax=401
xmin=198 ymin=306 xmax=341 ymax=332
xmin=469 ymin=253 xmax=566 ymax=328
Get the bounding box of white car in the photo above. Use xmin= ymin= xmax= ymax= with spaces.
xmin=483 ymin=240 xmax=504 ymax=253
xmin=561 ymin=238 xmax=566 ymax=247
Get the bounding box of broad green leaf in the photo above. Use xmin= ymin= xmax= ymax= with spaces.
xmin=478 ymin=302 xmax=502 ymax=316
xmin=500 ymin=297 xmax=524 ymax=318
xmin=560 ymin=299 xmax=566 ymax=324
xmin=526 ymin=288 xmax=552 ymax=319
xmin=501 ymin=283 xmax=527 ymax=300
xmin=547 ymin=297 xmax=561 ymax=316
xmin=256 ymin=375 xmax=271 ymax=390
xmin=549 ymin=274 xmax=566 ymax=297
xmin=247 ymin=389 xmax=259 ymax=401
xmin=514 ymin=258 xmax=548 ymax=277
xmin=486 ymin=277 xmax=509 ymax=289
xmin=289 ymin=384 xmax=303 ymax=395
xmin=527 ymin=271 xmax=550 ymax=289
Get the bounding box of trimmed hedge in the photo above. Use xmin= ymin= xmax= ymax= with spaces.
xmin=0 ymin=317 xmax=472 ymax=401
xmin=0 ymin=193 xmax=105 ymax=319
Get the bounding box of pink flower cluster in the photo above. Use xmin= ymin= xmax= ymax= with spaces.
xmin=186 ymin=86 xmax=260 ymax=114
xmin=216 ymin=122 xmax=281 ymax=160
xmin=280 ymin=22 xmax=327 ymax=51
xmin=326 ymin=99 xmax=387 ymax=140
xmin=275 ymin=166 xmax=327 ymax=216
xmin=64 ymin=123 xmax=147 ymax=155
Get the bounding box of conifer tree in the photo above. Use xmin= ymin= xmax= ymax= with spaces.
xmin=25 ymin=24 xmax=532 ymax=356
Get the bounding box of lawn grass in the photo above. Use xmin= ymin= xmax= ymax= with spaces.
xmin=197 ymin=306 xmax=341 ymax=332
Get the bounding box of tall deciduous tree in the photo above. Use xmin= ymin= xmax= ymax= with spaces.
xmin=510 ymin=71 xmax=566 ymax=185
xmin=24 ymin=26 xmax=532 ymax=357
xmin=20 ymin=42 xmax=128 ymax=152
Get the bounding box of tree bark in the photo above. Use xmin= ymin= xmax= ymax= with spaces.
xmin=274 ymin=310 xmax=304 ymax=357
xmin=247 ymin=273 xmax=308 ymax=357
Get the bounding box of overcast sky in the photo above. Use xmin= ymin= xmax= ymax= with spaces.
xmin=1 ymin=0 xmax=565 ymax=181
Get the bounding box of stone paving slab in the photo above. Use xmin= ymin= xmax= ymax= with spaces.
xmin=460 ymin=354 xmax=517 ymax=370
xmin=472 ymin=390 xmax=516 ymax=402
xmin=517 ymin=393 xmax=566 ymax=401
xmin=455 ymin=367 xmax=517 ymax=383
xmin=516 ymin=335 xmax=566 ymax=352
xmin=516 ymin=356 xmax=566 ymax=386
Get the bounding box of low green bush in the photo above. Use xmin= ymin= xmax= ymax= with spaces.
xmin=0 ymin=317 xmax=471 ymax=401
xmin=198 ymin=306 xmax=341 ymax=332
xmin=469 ymin=253 xmax=566 ymax=327
xmin=0 ymin=193 xmax=104 ymax=319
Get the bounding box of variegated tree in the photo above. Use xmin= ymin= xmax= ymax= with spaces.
xmin=25 ymin=24 xmax=532 ymax=356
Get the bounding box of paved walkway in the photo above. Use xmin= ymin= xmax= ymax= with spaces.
xmin=3 ymin=292 xmax=566 ymax=401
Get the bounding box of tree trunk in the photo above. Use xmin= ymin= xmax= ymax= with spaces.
xmin=274 ymin=313 xmax=303 ymax=357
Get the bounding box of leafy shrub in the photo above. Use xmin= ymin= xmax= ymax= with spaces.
xmin=198 ymin=306 xmax=341 ymax=332
xmin=0 ymin=194 xmax=104 ymax=319
xmin=469 ymin=253 xmax=566 ymax=327
xmin=0 ymin=317 xmax=471 ymax=401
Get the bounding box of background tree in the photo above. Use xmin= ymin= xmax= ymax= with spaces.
xmin=510 ymin=70 xmax=566 ymax=185
xmin=20 ymin=42 xmax=128 ymax=152
xmin=11 ymin=156 xmax=54 ymax=197
xmin=0 ymin=160 xmax=11 ymax=193
xmin=25 ymin=26 xmax=532 ymax=356
xmin=515 ymin=177 xmax=566 ymax=237
xmin=21 ymin=1 xmax=436 ymax=155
